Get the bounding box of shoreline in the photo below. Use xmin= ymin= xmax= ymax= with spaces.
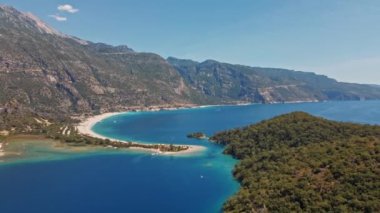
xmin=75 ymin=100 xmax=325 ymax=155
xmin=0 ymin=143 xmax=4 ymax=157
xmin=76 ymin=112 xmax=124 ymax=141
xmin=76 ymin=109 xmax=206 ymax=155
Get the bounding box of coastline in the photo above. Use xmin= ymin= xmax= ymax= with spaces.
xmin=76 ymin=112 xmax=123 ymax=141
xmin=0 ymin=143 xmax=4 ymax=157
xmin=76 ymin=110 xmax=206 ymax=155
xmin=74 ymin=100 xmax=323 ymax=155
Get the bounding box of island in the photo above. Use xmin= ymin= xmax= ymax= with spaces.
xmin=211 ymin=112 xmax=380 ymax=212
xmin=187 ymin=132 xmax=208 ymax=140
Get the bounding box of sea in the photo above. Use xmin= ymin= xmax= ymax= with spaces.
xmin=0 ymin=100 xmax=379 ymax=213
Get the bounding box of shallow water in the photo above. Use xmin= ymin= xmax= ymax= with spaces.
xmin=0 ymin=100 xmax=379 ymax=213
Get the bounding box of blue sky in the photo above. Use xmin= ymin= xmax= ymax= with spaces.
xmin=2 ymin=0 xmax=380 ymax=84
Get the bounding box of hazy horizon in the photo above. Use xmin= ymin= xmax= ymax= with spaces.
xmin=2 ymin=0 xmax=379 ymax=84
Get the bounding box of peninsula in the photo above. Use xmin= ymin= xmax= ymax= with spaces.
xmin=75 ymin=111 xmax=206 ymax=155
xmin=0 ymin=106 xmax=207 ymax=161
xmin=211 ymin=112 xmax=380 ymax=212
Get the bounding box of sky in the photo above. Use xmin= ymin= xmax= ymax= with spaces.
xmin=2 ymin=0 xmax=380 ymax=84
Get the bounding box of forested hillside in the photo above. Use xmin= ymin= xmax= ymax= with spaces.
xmin=211 ymin=112 xmax=380 ymax=212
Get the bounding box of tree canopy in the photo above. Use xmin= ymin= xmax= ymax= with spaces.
xmin=211 ymin=112 xmax=380 ymax=212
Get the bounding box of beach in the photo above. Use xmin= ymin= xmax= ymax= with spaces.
xmin=76 ymin=111 xmax=206 ymax=155
xmin=127 ymin=145 xmax=206 ymax=155
xmin=76 ymin=112 xmax=123 ymax=141
xmin=0 ymin=143 xmax=4 ymax=157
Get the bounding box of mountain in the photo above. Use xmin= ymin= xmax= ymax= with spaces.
xmin=0 ymin=5 xmax=198 ymax=116
xmin=0 ymin=4 xmax=380 ymax=118
xmin=211 ymin=112 xmax=380 ymax=212
xmin=168 ymin=57 xmax=380 ymax=103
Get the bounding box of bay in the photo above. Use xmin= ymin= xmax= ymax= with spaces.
xmin=0 ymin=100 xmax=379 ymax=213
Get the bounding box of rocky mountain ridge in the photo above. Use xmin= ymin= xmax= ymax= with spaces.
xmin=1 ymin=4 xmax=380 ymax=118
xmin=0 ymin=5 xmax=197 ymax=116
xmin=168 ymin=57 xmax=380 ymax=103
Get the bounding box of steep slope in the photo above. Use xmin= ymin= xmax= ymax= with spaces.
xmin=168 ymin=57 xmax=380 ymax=103
xmin=0 ymin=5 xmax=195 ymax=115
xmin=1 ymin=4 xmax=380 ymax=118
xmin=211 ymin=112 xmax=380 ymax=212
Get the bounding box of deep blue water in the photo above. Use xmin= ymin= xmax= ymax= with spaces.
xmin=0 ymin=100 xmax=379 ymax=213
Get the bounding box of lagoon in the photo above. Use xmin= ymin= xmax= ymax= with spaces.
xmin=0 ymin=101 xmax=379 ymax=213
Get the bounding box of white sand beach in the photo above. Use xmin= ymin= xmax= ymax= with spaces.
xmin=0 ymin=142 xmax=5 ymax=157
xmin=127 ymin=144 xmax=206 ymax=155
xmin=76 ymin=111 xmax=206 ymax=155
xmin=76 ymin=112 xmax=124 ymax=141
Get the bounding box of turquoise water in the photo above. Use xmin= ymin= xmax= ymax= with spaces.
xmin=0 ymin=100 xmax=379 ymax=213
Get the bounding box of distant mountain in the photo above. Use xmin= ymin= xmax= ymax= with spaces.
xmin=0 ymin=4 xmax=379 ymax=117
xmin=168 ymin=57 xmax=380 ymax=103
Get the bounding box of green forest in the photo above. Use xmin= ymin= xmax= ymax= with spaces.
xmin=211 ymin=112 xmax=380 ymax=212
